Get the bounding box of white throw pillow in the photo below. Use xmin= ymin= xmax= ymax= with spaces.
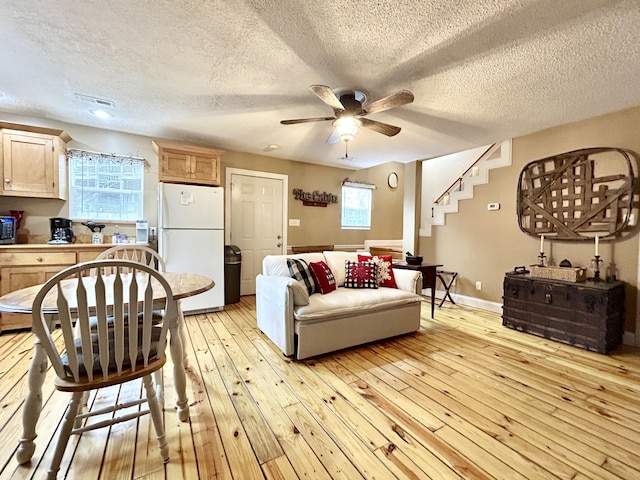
xmin=323 ymin=251 xmax=359 ymax=287
xmin=288 ymin=279 xmax=310 ymax=305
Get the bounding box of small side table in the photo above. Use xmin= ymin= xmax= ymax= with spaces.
xmin=436 ymin=270 xmax=458 ymax=307
xmin=393 ymin=262 xmax=443 ymax=318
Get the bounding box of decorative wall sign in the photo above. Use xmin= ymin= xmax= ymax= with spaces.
xmin=517 ymin=147 xmax=635 ymax=240
xmin=293 ymin=188 xmax=338 ymax=207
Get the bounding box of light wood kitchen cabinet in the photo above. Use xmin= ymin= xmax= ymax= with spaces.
xmin=0 ymin=244 xmax=110 ymax=332
xmin=0 ymin=122 xmax=71 ymax=199
xmin=153 ymin=139 xmax=223 ymax=186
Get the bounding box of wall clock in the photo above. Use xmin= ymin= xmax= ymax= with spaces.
xmin=388 ymin=172 xmax=398 ymax=189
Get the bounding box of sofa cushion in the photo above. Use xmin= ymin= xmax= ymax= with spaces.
xmin=344 ymin=261 xmax=378 ymax=289
xmin=294 ymin=286 xmax=422 ymax=322
xmin=323 ymin=251 xmax=359 ymax=286
xmin=358 ymin=254 xmax=398 ymax=288
xmin=309 ymin=261 xmax=336 ymax=294
xmin=263 ymin=253 xmax=325 ymax=277
xmin=287 ymin=258 xmax=317 ymax=295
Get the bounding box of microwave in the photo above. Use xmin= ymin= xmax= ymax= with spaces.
xmin=0 ymin=216 xmax=17 ymax=244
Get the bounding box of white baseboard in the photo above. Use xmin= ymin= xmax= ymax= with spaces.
xmin=424 ymin=289 xmax=502 ymax=314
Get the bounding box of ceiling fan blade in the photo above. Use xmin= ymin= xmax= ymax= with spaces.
xmin=326 ymin=130 xmax=340 ymax=144
xmin=363 ymin=90 xmax=414 ymax=115
xmin=280 ymin=116 xmax=335 ymax=125
xmin=360 ymin=118 xmax=401 ymax=137
xmin=310 ymin=85 xmax=345 ymax=111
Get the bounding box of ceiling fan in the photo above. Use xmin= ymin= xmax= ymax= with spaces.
xmin=281 ymin=85 xmax=414 ymax=143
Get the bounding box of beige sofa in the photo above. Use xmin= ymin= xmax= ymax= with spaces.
xmin=256 ymin=251 xmax=423 ymax=360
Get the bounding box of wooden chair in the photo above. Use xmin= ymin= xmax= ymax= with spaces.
xmin=31 ymin=260 xmax=179 ymax=479
xmin=96 ymin=245 xmax=169 ymax=392
xmin=96 ymin=244 xmax=166 ymax=271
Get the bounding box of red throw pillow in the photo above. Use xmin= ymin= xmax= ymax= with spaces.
xmin=344 ymin=261 xmax=378 ymax=289
xmin=358 ymin=254 xmax=398 ymax=288
xmin=309 ymin=261 xmax=337 ymax=294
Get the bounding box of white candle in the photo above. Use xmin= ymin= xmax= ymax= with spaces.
xmin=595 ymin=236 xmax=599 ymax=256
xmin=540 ymin=235 xmax=544 ymax=253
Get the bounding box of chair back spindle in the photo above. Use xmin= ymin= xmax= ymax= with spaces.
xmin=32 ymin=260 xmax=174 ymax=385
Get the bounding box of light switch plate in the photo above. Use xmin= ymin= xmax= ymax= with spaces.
xmin=487 ymin=203 xmax=500 ymax=211
xmin=289 ymin=219 xmax=301 ymax=226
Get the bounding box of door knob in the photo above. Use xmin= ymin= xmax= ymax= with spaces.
xmin=277 ymin=235 xmax=282 ymax=239
xmin=277 ymin=243 xmax=282 ymax=247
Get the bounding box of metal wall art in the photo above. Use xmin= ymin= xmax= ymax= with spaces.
xmin=517 ymin=147 xmax=635 ymax=240
xmin=292 ymin=188 xmax=338 ymax=207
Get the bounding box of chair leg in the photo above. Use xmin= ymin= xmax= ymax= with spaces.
xmin=154 ymin=369 xmax=164 ymax=403
xmin=169 ymin=327 xmax=190 ymax=422
xmin=48 ymin=391 xmax=83 ymax=480
xmin=177 ymin=300 xmax=189 ymax=368
xmin=74 ymin=391 xmax=91 ymax=429
xmin=143 ymin=374 xmax=169 ymax=463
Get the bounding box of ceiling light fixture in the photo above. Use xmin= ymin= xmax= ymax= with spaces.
xmin=333 ymin=117 xmax=361 ymax=143
xmin=91 ymin=109 xmax=112 ymax=119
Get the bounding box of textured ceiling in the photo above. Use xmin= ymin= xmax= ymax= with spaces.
xmin=1 ymin=0 xmax=639 ymax=169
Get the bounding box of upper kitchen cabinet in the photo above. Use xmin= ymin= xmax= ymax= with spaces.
xmin=153 ymin=139 xmax=224 ymax=186
xmin=0 ymin=122 xmax=71 ymax=199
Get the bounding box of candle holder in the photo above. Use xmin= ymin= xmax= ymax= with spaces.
xmin=537 ymin=252 xmax=546 ymax=267
xmin=591 ymin=255 xmax=602 ymax=282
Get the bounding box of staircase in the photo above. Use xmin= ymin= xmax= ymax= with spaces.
xmin=420 ymin=140 xmax=512 ymax=237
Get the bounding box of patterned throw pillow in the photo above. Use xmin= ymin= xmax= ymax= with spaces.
xmin=287 ymin=258 xmax=317 ymax=295
xmin=344 ymin=261 xmax=378 ymax=289
xmin=358 ymin=254 xmax=398 ymax=288
xmin=308 ymin=261 xmax=337 ymax=294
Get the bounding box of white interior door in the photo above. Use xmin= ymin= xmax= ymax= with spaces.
xmin=228 ymin=171 xmax=286 ymax=295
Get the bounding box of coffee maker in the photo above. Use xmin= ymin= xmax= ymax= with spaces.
xmin=49 ymin=217 xmax=74 ymax=244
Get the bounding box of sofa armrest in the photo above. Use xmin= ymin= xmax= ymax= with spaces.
xmin=256 ymin=274 xmax=297 ymax=356
xmin=393 ymin=268 xmax=423 ymax=295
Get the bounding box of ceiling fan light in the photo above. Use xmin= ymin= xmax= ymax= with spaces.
xmin=333 ymin=117 xmax=361 ymax=142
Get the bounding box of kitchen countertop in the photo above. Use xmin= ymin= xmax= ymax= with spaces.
xmin=0 ymin=243 xmax=147 ymax=250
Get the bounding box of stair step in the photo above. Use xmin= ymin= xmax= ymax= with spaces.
xmin=423 ymin=140 xmax=512 ymax=234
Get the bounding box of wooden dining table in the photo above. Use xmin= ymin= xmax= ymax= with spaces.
xmin=0 ymin=271 xmax=214 ymax=465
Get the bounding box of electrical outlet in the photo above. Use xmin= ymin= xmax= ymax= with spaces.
xmin=150 ymin=226 xmax=157 ymax=236
xmin=475 ymin=281 xmax=482 ymax=290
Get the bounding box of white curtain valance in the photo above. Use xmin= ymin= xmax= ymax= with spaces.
xmin=66 ymin=149 xmax=150 ymax=168
xmin=342 ymin=179 xmax=376 ymax=189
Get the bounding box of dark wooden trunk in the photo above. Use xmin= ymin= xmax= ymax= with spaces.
xmin=502 ymin=272 xmax=624 ymax=353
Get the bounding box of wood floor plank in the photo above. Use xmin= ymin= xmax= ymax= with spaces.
xmin=202 ymin=313 xmax=284 ymax=465
xmin=0 ymin=298 xmax=639 ymax=480
xmin=261 ymin=454 xmax=298 ymax=480
xmin=363 ymin=343 xmax=576 ymax=480
xmin=422 ymin=326 xmax=640 ymax=456
xmin=182 ymin=313 xmax=233 ymax=480
xmin=283 ymin=402 xmax=365 ymax=479
xmin=189 ymin=314 xmax=261 ymax=479
xmin=211 ymin=313 xmax=334 ymax=479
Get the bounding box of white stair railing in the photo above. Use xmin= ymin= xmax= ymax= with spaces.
xmin=420 ymin=139 xmax=512 ymax=237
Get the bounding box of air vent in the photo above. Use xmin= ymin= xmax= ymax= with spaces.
xmin=74 ymin=93 xmax=115 ymax=107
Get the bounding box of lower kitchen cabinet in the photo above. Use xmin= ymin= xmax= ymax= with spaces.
xmin=0 ymin=244 xmax=110 ymax=332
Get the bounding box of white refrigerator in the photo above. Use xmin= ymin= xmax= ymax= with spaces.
xmin=158 ymin=182 xmax=225 ymax=313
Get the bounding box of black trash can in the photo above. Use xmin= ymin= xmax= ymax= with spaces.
xmin=224 ymin=245 xmax=242 ymax=305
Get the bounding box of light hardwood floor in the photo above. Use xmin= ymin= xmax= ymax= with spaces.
xmin=0 ymin=296 xmax=639 ymax=479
